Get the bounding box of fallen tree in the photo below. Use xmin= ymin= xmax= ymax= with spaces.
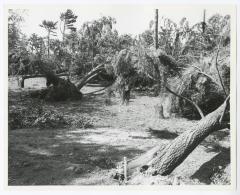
xmin=27 ymin=59 xmax=106 ymax=101
xmin=146 ymin=96 xmax=229 ymax=176
xmin=30 ymin=59 xmax=82 ymax=101
xmin=115 ymin=95 xmax=229 ymax=179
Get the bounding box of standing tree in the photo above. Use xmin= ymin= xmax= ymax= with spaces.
xmin=8 ymin=9 xmax=28 ymax=75
xmin=60 ymin=9 xmax=78 ymax=41
xmin=59 ymin=9 xmax=78 ymax=78
xmin=28 ymin=33 xmax=44 ymax=56
xmin=39 ymin=20 xmax=58 ymax=58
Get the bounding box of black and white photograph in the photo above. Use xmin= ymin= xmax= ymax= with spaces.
xmin=4 ymin=2 xmax=237 ymax=188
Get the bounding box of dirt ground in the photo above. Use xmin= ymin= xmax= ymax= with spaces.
xmin=8 ymin=77 xmax=231 ymax=185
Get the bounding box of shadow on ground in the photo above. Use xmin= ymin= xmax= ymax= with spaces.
xmin=148 ymin=128 xmax=178 ymax=139
xmin=8 ymin=128 xmax=144 ymax=185
xmin=191 ymin=148 xmax=230 ymax=184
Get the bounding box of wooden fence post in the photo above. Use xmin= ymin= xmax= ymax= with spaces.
xmin=124 ymin=157 xmax=127 ymax=184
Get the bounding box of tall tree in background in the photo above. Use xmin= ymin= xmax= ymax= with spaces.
xmin=81 ymin=16 xmax=116 ymax=69
xmin=39 ymin=20 xmax=58 ymax=58
xmin=8 ymin=9 xmax=28 ymax=75
xmin=59 ymin=9 xmax=78 ymax=78
xmin=8 ymin=9 xmax=24 ymax=52
xmin=154 ymin=9 xmax=159 ymax=49
xmin=28 ymin=33 xmax=44 ymax=55
xmin=202 ymin=9 xmax=206 ymax=34
xmin=60 ymin=9 xmax=78 ymax=42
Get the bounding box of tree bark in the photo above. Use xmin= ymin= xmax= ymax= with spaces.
xmin=118 ymin=96 xmax=229 ymax=178
xmin=76 ymin=64 xmax=104 ymax=90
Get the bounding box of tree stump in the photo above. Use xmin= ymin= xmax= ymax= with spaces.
xmin=154 ymin=104 xmax=164 ymax=119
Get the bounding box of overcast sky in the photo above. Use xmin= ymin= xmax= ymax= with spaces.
xmin=17 ymin=5 xmax=233 ymax=38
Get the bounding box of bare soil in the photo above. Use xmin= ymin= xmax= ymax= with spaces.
xmin=8 ymin=77 xmax=231 ymax=185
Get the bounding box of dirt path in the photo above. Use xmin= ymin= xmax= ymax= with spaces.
xmin=8 ymin=82 xmax=230 ymax=185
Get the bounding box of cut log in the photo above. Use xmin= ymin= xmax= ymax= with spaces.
xmin=117 ymin=96 xmax=229 ymax=178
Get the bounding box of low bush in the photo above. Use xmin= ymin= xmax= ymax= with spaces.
xmin=9 ymin=103 xmax=94 ymax=130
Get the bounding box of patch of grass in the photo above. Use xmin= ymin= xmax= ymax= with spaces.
xmin=68 ymin=116 xmax=94 ymax=129
xmin=8 ymin=103 xmax=43 ymax=130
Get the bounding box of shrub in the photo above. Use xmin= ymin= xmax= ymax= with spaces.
xmin=32 ymin=111 xmax=67 ymax=129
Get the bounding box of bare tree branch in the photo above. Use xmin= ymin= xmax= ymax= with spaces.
xmin=165 ymin=86 xmax=205 ymax=119
xmin=219 ymin=95 xmax=230 ymax=123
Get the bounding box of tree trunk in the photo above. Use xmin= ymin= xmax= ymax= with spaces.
xmin=117 ymin=97 xmax=229 ymax=178
xmin=76 ymin=64 xmax=104 ymax=90
xmin=47 ymin=31 xmax=50 ymax=58
xmin=149 ymin=98 xmax=228 ymax=175
xmin=154 ymin=9 xmax=159 ymax=49
xmin=154 ymin=104 xmax=164 ymax=119
xmin=202 ymin=9 xmax=206 ymax=34
xmin=62 ymin=20 xmax=66 ymax=42
xmin=119 ymin=85 xmax=131 ymax=105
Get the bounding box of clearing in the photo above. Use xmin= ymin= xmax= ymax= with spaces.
xmin=8 ymin=77 xmax=230 ymax=185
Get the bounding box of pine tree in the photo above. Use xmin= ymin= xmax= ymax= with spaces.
xmin=39 ymin=20 xmax=58 ymax=58
xmin=60 ymin=9 xmax=78 ymax=42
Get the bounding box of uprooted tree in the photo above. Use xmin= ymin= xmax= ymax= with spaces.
xmin=28 ymin=59 xmax=82 ymax=101
xmin=28 ymin=58 xmax=105 ymax=101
